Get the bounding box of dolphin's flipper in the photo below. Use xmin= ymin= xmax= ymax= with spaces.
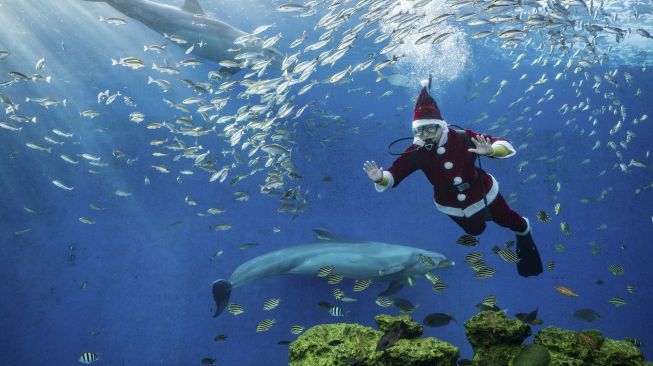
xmin=312 ymin=227 xmax=341 ymax=241
xmin=377 ymin=281 xmax=404 ymax=297
xmin=516 ymin=232 xmax=543 ymax=277
xmin=212 ymin=280 xmax=233 ymax=317
xmin=182 ymin=0 xmax=205 ymax=14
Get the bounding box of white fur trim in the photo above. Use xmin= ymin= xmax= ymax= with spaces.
xmin=457 ymin=193 xmax=466 ymax=201
xmin=374 ymin=170 xmax=394 ymax=192
xmin=434 ymin=175 xmax=499 ymax=217
xmin=412 ymin=119 xmax=446 ymax=129
xmin=491 ymin=140 xmax=516 ymax=159
xmin=421 ymin=79 xmax=429 ymax=87
xmin=453 ymin=176 xmax=462 ymax=185
xmin=444 ymin=162 xmax=453 ymax=169
xmin=514 ymin=217 xmax=531 ymax=236
xmin=437 ymin=147 xmax=445 ymax=155
xmin=438 ymin=125 xmax=449 ymax=146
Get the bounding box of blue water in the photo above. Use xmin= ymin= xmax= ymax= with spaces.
xmin=1 ymin=0 xmax=652 ymax=365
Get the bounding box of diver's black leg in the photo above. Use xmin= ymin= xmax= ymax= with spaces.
xmin=516 ymin=228 xmax=543 ymax=277
xmin=487 ymin=194 xmax=543 ymax=277
xmin=212 ymin=280 xmax=233 ymax=317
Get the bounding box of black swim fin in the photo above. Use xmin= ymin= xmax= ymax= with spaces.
xmin=212 ymin=280 xmax=232 ymax=317
xmin=377 ymin=281 xmax=404 ymax=297
xmin=515 ymin=232 xmax=543 ymax=277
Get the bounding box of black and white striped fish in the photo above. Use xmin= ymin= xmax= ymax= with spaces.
xmin=608 ymin=297 xmax=627 ymax=307
xmin=79 ymin=352 xmax=100 ymax=364
xmin=329 ymin=306 xmax=346 ymax=316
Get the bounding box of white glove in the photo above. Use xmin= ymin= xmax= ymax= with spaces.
xmin=363 ymin=160 xmax=383 ymax=183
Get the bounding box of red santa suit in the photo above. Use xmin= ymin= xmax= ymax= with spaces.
xmin=375 ymin=82 xmax=530 ymax=237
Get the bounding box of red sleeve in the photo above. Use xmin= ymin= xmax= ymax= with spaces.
xmin=387 ymin=145 xmax=420 ymax=187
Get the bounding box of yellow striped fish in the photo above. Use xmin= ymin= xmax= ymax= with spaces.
xmin=470 ymin=261 xmax=487 ymax=272
xmin=419 ymin=254 xmax=435 ymax=267
xmin=332 ymin=288 xmax=344 ymax=300
xmin=290 ymin=325 xmax=305 ymax=335
xmin=457 ymin=234 xmax=480 ymax=246
xmin=263 ymin=298 xmax=281 ymax=311
xmin=327 ymin=273 xmax=344 ymax=285
xmin=316 ymin=265 xmax=333 ymax=277
xmin=498 ymin=249 xmax=520 ymax=263
xmin=464 ymin=252 xmax=484 ymax=264
xmin=353 ymin=279 xmax=371 ymax=292
xmin=432 ymin=280 xmax=448 ymax=292
xmin=256 ymin=319 xmax=276 ymax=332
xmin=227 ymin=303 xmax=244 ymax=315
xmin=425 ymin=273 xmax=439 ymax=284
xmin=536 ymin=210 xmax=551 ymax=222
xmin=481 ymin=295 xmax=496 ymax=308
xmin=475 ymin=266 xmax=496 ymax=279
xmin=375 ymin=297 xmax=394 ymax=307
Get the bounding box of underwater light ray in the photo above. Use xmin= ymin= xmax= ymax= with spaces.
xmin=0 ymin=0 xmax=196 ymax=235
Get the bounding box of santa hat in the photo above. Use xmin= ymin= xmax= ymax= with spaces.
xmin=412 ymin=79 xmax=446 ymax=130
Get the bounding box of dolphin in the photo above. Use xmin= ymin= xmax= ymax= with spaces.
xmin=82 ymin=0 xmax=283 ymax=72
xmin=212 ymin=241 xmax=454 ymax=317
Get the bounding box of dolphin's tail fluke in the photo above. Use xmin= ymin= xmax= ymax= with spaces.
xmin=212 ymin=280 xmax=233 ymax=317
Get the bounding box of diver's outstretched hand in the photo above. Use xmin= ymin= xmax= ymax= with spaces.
xmin=468 ymin=135 xmax=494 ymax=156
xmin=363 ymin=160 xmax=383 ymax=182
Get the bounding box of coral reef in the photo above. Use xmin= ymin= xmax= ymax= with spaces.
xmin=288 ymin=315 xmax=459 ymax=366
xmin=510 ymin=344 xmax=551 ymax=366
xmin=464 ymin=310 xmax=531 ymax=365
xmin=533 ymin=326 xmax=645 ymax=366
xmin=288 ymin=311 xmax=647 ymax=366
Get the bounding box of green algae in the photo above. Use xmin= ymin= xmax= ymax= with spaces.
xmin=288 ymin=315 xmax=459 ymax=366
xmin=510 ymin=344 xmax=551 ymax=366
xmin=288 ymin=312 xmax=648 ymax=366
xmin=464 ymin=310 xmax=532 ymax=348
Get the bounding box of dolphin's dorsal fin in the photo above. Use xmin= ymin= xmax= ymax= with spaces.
xmin=182 ymin=0 xmax=205 ymax=15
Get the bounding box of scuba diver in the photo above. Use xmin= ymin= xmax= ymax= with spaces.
xmin=363 ymin=79 xmax=543 ymax=277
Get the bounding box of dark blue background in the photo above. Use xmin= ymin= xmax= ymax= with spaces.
xmin=0 ymin=1 xmax=651 ymax=365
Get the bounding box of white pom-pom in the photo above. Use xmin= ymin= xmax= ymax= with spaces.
xmin=420 ymin=79 xmax=429 ymax=88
